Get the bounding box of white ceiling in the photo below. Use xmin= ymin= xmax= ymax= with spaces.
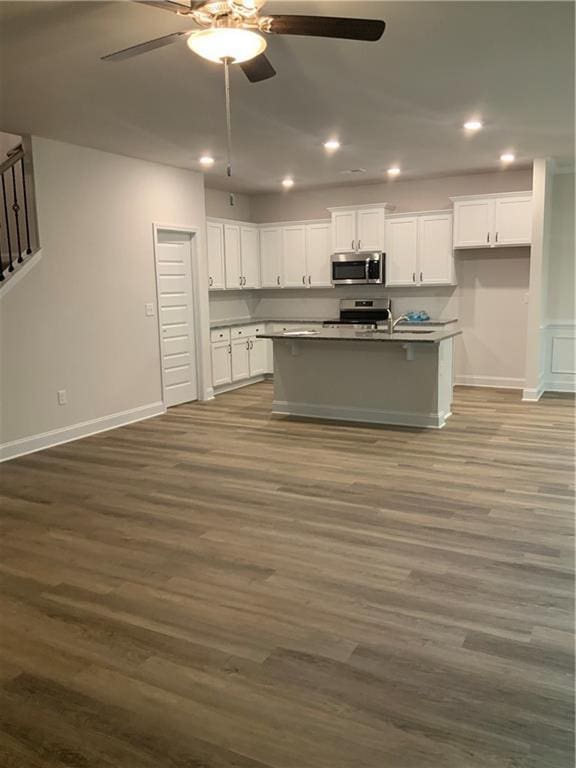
xmin=0 ymin=1 xmax=573 ymax=192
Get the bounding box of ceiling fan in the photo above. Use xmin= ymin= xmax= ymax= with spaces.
xmin=102 ymin=0 xmax=386 ymax=82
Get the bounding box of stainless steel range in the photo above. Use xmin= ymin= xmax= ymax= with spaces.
xmin=323 ymin=298 xmax=392 ymax=330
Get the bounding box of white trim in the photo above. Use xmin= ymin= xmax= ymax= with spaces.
xmin=544 ymin=380 xmax=576 ymax=393
xmin=327 ymin=203 xmax=396 ymax=213
xmin=0 ymin=249 xmax=43 ymax=297
xmin=449 ymin=190 xmax=532 ymax=203
xmin=153 ymin=223 xmax=207 ymax=406
xmin=522 ymin=383 xmax=545 ymax=402
xmin=272 ymin=400 xmax=450 ymax=429
xmin=455 ymin=375 xmax=524 ymax=390
xmin=386 ymin=208 xmax=452 ymax=219
xmin=214 ymin=374 xmax=271 ymax=395
xmin=542 ymin=321 xmax=575 ymax=394
xmin=0 ymin=401 xmax=165 ymax=463
xmin=208 ymin=216 xmax=330 ymax=228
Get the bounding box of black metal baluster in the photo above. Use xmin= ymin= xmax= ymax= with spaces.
xmin=11 ymin=164 xmax=23 ymax=263
xmin=1 ymin=172 xmax=14 ymax=272
xmin=19 ymin=155 xmax=32 ymax=255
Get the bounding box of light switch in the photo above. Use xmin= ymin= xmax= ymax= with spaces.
xmin=145 ymin=303 xmax=155 ymax=317
xmin=57 ymin=389 xmax=67 ymax=406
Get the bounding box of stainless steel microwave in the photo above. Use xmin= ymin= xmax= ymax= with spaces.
xmin=331 ymin=252 xmax=385 ymax=285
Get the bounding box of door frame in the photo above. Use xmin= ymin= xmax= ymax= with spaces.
xmin=152 ymin=223 xmax=206 ymax=407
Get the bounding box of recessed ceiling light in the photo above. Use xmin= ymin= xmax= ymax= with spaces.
xmin=500 ymin=152 xmax=515 ymax=163
xmin=324 ymin=139 xmax=340 ymax=151
xmin=282 ymin=177 xmax=294 ymax=188
xmin=463 ymin=119 xmax=483 ymax=131
xmin=199 ymin=155 xmax=214 ymax=167
xmin=387 ymin=167 xmax=401 ymax=176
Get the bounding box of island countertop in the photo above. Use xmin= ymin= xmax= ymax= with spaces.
xmin=257 ymin=327 xmax=461 ymax=344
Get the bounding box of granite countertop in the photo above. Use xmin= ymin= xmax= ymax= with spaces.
xmin=210 ymin=317 xmax=458 ymax=329
xmin=257 ymin=328 xmax=461 ymax=344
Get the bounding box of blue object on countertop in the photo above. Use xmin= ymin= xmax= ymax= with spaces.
xmin=404 ymin=310 xmax=430 ymax=323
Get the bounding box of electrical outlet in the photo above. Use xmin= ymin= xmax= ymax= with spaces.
xmin=145 ymin=303 xmax=155 ymax=317
xmin=57 ymin=389 xmax=67 ymax=406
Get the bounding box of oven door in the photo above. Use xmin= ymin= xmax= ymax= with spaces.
xmin=331 ymin=254 xmax=383 ymax=285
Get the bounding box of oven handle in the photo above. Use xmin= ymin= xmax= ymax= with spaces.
xmin=365 ymin=256 xmax=370 ymax=283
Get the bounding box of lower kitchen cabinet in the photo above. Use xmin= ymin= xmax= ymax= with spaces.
xmin=231 ymin=336 xmax=251 ymax=381
xmin=211 ymin=324 xmax=272 ymax=391
xmin=211 ymin=340 xmax=232 ymax=386
xmin=248 ymin=337 xmax=268 ymax=376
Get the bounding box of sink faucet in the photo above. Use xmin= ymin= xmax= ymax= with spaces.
xmin=387 ymin=313 xmax=408 ymax=334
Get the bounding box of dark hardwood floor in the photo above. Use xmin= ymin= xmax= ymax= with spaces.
xmin=0 ymin=383 xmax=574 ymax=768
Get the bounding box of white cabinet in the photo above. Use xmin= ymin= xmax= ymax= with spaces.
xmin=386 ymin=212 xmax=453 ymax=287
xmin=386 ymin=217 xmax=419 ymax=286
xmin=224 ymin=224 xmax=242 ymax=289
xmin=240 ymin=226 xmax=260 ymax=288
xmin=329 ymin=205 xmax=389 ymax=253
xmin=452 ymin=192 xmax=532 ymax=248
xmin=305 ymin=222 xmax=331 ymax=287
xmin=211 ymin=340 xmax=232 ymax=386
xmin=231 ymin=336 xmax=250 ymax=381
xmin=207 ymin=222 xmax=225 ymax=291
xmin=418 ymin=214 xmax=454 ymax=285
xmin=260 ymin=227 xmax=283 ymax=288
xmin=249 ymin=337 xmax=268 ymax=376
xmin=282 ymin=225 xmax=308 ymax=288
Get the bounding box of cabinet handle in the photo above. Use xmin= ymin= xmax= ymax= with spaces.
xmin=277 ymin=275 xmax=281 ymax=286
xmin=495 ymin=232 xmax=499 ymax=243
xmin=308 ymin=275 xmax=311 ymax=285
xmin=412 ymin=272 xmax=416 ymax=283
xmin=228 ymin=344 xmax=231 ymax=354
xmin=209 ymin=276 xmax=213 ymax=287
xmin=246 ymin=340 xmax=250 ymax=350
xmin=302 ymin=275 xmax=306 ymax=285
xmin=357 ymin=239 xmax=362 ymax=251
xmin=420 ymin=271 xmax=423 ymax=282
xmin=351 ymin=239 xmax=355 ymax=251
xmin=487 ymin=232 xmax=490 ymax=243
xmin=239 ymin=276 xmax=242 ymax=286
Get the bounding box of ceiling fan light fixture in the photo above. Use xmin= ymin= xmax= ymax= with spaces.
xmin=187 ymin=28 xmax=267 ymax=64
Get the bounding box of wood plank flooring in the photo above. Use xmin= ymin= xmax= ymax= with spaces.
xmin=0 ymin=383 xmax=574 ymax=768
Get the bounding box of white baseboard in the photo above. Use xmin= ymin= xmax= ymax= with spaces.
xmin=214 ymin=374 xmax=271 ymax=395
xmin=272 ymin=400 xmax=450 ymax=429
xmin=455 ymin=374 xmax=524 ymax=390
xmin=522 ymin=383 xmax=545 ymax=402
xmin=543 ymin=380 xmax=576 ymax=394
xmin=0 ymin=401 xmax=166 ymax=463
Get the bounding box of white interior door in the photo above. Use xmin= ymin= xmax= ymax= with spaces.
xmin=306 ymin=223 xmax=331 ymax=287
xmin=493 ymin=196 xmax=532 ymax=245
xmin=385 ymin=217 xmax=418 ymax=286
xmin=418 ymin=214 xmax=453 ymax=285
xmin=240 ymin=226 xmax=260 ymax=288
xmin=282 ymin=225 xmax=308 ymax=288
xmin=156 ymin=237 xmax=198 ymax=407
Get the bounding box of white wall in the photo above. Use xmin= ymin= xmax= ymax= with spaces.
xmin=251 ymin=169 xmax=532 ymax=222
xmin=205 ymin=187 xmax=252 ymax=221
xmin=0 ymin=137 xmax=210 ymax=453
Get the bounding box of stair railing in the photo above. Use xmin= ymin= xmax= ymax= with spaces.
xmin=0 ymin=143 xmax=38 ymax=283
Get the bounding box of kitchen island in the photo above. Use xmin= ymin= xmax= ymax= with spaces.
xmin=257 ymin=327 xmax=461 ymax=429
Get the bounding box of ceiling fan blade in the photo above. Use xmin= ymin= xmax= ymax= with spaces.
xmin=239 ymin=54 xmax=276 ymax=83
xmin=265 ymin=15 xmax=385 ymax=42
xmin=101 ymin=30 xmax=191 ymax=62
xmin=137 ymin=1 xmax=204 ymax=14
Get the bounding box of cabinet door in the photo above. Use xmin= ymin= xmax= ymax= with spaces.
xmin=282 ymin=225 xmax=308 ymax=288
xmin=493 ymin=196 xmax=532 ymax=246
xmin=331 ymin=210 xmax=356 ymax=252
xmin=453 ymin=199 xmax=493 ymax=248
xmin=305 ymin=223 xmax=331 ymax=287
xmin=224 ymin=224 xmax=242 ymax=289
xmin=248 ymin=337 xmax=268 ymax=376
xmin=206 ymin=222 xmax=225 ymax=290
xmin=240 ymin=226 xmax=260 ymax=288
xmin=260 ymin=227 xmax=283 ymax=288
xmin=418 ymin=214 xmax=454 ymax=285
xmin=211 ymin=341 xmax=232 ymax=387
xmin=231 ymin=337 xmax=250 ymax=381
xmin=356 ymin=208 xmax=384 ymax=251
xmin=385 ymin=217 xmax=419 ymax=286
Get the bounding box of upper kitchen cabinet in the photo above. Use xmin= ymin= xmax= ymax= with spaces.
xmin=207 ymin=221 xmax=225 ymax=290
xmin=328 ymin=204 xmax=394 ymax=253
xmin=260 ymin=226 xmax=283 ymax=288
xmin=207 ymin=218 xmax=261 ymax=290
xmin=385 ymin=211 xmax=454 ymax=287
xmin=451 ymin=192 xmax=532 ymax=248
xmin=305 ymin=222 xmax=331 ymax=287
xmin=282 ymin=224 xmax=308 ymax=288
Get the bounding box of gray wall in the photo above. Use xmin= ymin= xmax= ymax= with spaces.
xmin=547 ymin=171 xmax=575 ymax=323
xmin=250 ymin=168 xmax=533 ymax=222
xmin=205 ymin=187 xmax=252 ymax=221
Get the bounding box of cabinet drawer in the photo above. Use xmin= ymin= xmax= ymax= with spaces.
xmin=231 ymin=325 xmax=260 ymax=338
xmin=210 ymin=327 xmax=230 ymax=343
xmin=269 ymin=323 xmax=302 ymax=333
